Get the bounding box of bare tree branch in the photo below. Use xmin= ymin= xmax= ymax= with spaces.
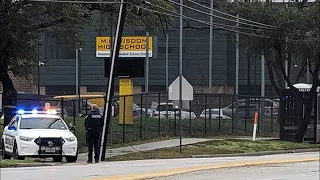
xmin=265 ymin=56 xmax=282 ymax=95
xmin=30 ymin=18 xmax=65 ymax=31
xmin=0 ymin=0 xmax=22 ymax=13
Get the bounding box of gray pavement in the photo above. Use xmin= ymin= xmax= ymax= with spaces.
xmin=152 ymin=161 xmax=320 ymax=180
xmin=1 ymin=152 xmax=318 ymax=180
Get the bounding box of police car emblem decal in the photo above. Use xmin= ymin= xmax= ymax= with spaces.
xmin=47 ymin=141 xmax=54 ymax=146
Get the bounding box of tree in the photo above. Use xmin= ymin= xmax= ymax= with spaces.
xmin=224 ymin=0 xmax=320 ymax=142
xmin=0 ymin=0 xmax=173 ymax=127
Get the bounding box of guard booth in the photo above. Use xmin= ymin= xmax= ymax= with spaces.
xmin=279 ymin=83 xmax=320 ymax=143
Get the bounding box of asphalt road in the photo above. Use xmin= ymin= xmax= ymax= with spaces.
xmin=152 ymin=161 xmax=320 ymax=180
xmin=0 ymin=152 xmax=319 ymax=180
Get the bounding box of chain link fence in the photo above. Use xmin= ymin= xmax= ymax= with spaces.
xmin=0 ymin=92 xmax=280 ymax=150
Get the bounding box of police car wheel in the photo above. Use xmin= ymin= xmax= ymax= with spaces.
xmin=53 ymin=156 xmax=63 ymax=162
xmin=13 ymin=142 xmax=25 ymax=160
xmin=65 ymin=151 xmax=78 ymax=163
xmin=1 ymin=141 xmax=11 ymax=159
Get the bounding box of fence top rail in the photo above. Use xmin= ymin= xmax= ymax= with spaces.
xmin=193 ymin=93 xmax=279 ymax=99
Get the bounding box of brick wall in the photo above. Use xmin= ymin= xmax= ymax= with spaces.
xmin=0 ymin=72 xmax=37 ymax=94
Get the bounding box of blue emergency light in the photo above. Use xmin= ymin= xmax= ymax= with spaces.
xmin=16 ymin=108 xmax=57 ymax=115
xmin=17 ymin=109 xmax=25 ymax=114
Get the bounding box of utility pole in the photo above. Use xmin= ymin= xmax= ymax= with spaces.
xmin=261 ymin=54 xmax=265 ymax=97
xmin=76 ymin=47 xmax=79 ymax=114
xmin=179 ymin=0 xmax=183 ymax=153
xmin=261 ymin=53 xmax=265 ymax=130
xmin=166 ymin=33 xmax=169 ymax=92
xmin=145 ymin=31 xmax=149 ymax=92
xmin=145 ymin=31 xmax=150 ymax=126
xmin=285 ymin=3 xmax=289 ymax=88
xmin=75 ymin=47 xmax=82 ymax=114
xmin=37 ymin=34 xmax=40 ymax=95
xmin=100 ymin=0 xmax=127 ymax=162
xmin=235 ymin=14 xmax=239 ymax=95
xmin=208 ymin=0 xmax=213 ymax=131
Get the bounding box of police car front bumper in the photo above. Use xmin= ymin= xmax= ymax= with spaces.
xmin=17 ymin=137 xmax=77 ymax=157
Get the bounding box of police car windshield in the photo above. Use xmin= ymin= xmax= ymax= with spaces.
xmin=20 ymin=117 xmax=67 ymax=130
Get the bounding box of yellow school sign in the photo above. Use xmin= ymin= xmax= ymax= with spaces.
xmin=119 ymin=78 xmax=133 ymax=125
xmin=96 ymin=36 xmax=153 ymax=58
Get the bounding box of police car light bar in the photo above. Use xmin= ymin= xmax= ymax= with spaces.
xmin=17 ymin=109 xmax=58 ymax=115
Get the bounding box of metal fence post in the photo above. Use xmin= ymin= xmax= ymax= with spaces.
xmin=158 ymin=93 xmax=161 ymax=136
xmin=144 ymin=92 xmax=148 ymax=131
xmin=235 ymin=94 xmax=239 ymax=134
xmin=140 ymin=94 xmax=143 ymax=140
xmin=219 ymin=94 xmax=222 ymax=133
xmin=73 ymin=100 xmax=76 ymax=134
xmin=61 ymin=98 xmax=64 ymax=120
xmin=174 ymin=110 xmax=177 ymax=136
xmin=204 ymin=94 xmax=207 ymax=135
xmin=245 ymin=96 xmax=248 ymax=136
xmin=85 ymin=99 xmax=88 ymax=116
xmin=189 ymin=101 xmax=192 ymax=135
xmin=231 ymin=95 xmax=234 ymax=134
xmin=271 ymin=100 xmax=274 ymax=133
xmin=122 ymin=96 xmax=126 ymax=143
xmin=109 ymin=99 xmax=113 ymax=145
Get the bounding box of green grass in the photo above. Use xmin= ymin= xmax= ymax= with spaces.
xmin=0 ymin=116 xmax=279 ymax=153
xmin=0 ymin=158 xmax=39 ymax=168
xmin=63 ymin=116 xmax=279 ymax=150
xmin=106 ymin=139 xmax=320 ymax=161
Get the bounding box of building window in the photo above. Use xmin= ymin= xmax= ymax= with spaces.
xmin=45 ymin=31 xmax=75 ymax=59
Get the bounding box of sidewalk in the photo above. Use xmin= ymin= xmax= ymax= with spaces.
xmin=78 ymin=138 xmax=213 ymax=162
xmin=77 ymin=137 xmax=277 ymax=162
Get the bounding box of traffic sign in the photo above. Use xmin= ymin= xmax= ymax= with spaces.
xmin=168 ymin=75 xmax=193 ymax=101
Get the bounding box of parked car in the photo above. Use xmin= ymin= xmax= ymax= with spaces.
xmin=153 ymin=102 xmax=197 ymax=120
xmin=116 ymin=101 xmax=153 ymax=117
xmin=223 ymin=104 xmax=259 ymax=120
xmin=222 ymin=98 xmax=278 ymax=120
xmin=199 ymin=109 xmax=231 ymax=120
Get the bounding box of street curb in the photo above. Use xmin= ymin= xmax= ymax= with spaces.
xmin=88 ymin=157 xmax=320 ymax=180
xmin=0 ymin=162 xmax=57 ymax=168
xmin=191 ymin=148 xmax=320 ymax=158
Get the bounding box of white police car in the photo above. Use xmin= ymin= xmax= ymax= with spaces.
xmin=1 ymin=109 xmax=78 ymax=162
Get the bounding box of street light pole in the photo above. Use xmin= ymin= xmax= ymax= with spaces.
xmin=178 ymin=0 xmax=183 ymax=153
xmin=37 ymin=35 xmax=40 ymax=95
xmin=76 ymin=47 xmax=79 ymax=114
xmin=235 ymin=14 xmax=239 ymax=95
xmin=145 ymin=31 xmax=149 ymax=93
xmin=208 ymin=0 xmax=213 ymax=131
xmin=166 ymin=33 xmax=169 ymax=92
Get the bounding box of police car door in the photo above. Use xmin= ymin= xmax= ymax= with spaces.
xmin=3 ymin=116 xmax=19 ymax=153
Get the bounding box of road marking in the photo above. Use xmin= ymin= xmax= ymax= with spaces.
xmin=88 ymin=158 xmax=319 ymax=180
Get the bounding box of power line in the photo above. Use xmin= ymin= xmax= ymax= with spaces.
xmin=129 ymin=3 xmax=276 ymax=39
xmin=139 ymin=2 xmax=271 ymax=33
xmin=187 ymin=0 xmax=277 ymax=29
xmin=166 ymin=0 xmax=275 ymax=30
xmin=28 ymin=0 xmax=124 ymax=4
xmin=129 ymin=3 xmax=302 ymax=42
xmin=23 ymin=0 xmax=305 ymax=43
